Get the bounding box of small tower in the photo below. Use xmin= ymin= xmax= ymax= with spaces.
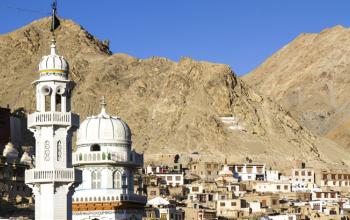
xmin=25 ymin=2 xmax=82 ymax=219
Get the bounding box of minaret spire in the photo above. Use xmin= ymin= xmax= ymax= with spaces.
xmin=50 ymin=0 xmax=60 ymax=54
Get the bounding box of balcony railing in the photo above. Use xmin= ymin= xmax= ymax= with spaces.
xmin=73 ymin=151 xmax=143 ymax=167
xmin=25 ymin=168 xmax=82 ymax=184
xmin=28 ymin=112 xmax=79 ymax=128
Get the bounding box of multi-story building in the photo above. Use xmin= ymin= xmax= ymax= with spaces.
xmin=216 ymin=198 xmax=242 ymax=219
xmin=265 ymin=169 xmax=280 ymax=182
xmin=312 ymin=191 xmax=340 ymax=202
xmin=320 ymin=171 xmax=350 ymax=190
xmin=188 ymin=161 xmax=221 ymax=181
xmin=231 ymin=164 xmax=265 ymax=181
xmin=291 ymin=168 xmax=315 ymax=192
xmin=155 ymin=172 xmax=184 ymax=187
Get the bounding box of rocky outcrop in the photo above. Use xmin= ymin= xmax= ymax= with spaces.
xmin=1 ymin=17 xmax=349 ymax=169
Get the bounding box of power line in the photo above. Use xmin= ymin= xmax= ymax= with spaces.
xmin=0 ymin=4 xmax=50 ymax=16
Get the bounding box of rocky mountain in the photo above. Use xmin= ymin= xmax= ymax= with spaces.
xmin=1 ymin=17 xmax=349 ymax=169
xmin=244 ymin=25 xmax=350 ymax=152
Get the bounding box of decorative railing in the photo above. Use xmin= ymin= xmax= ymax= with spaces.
xmin=73 ymin=151 xmax=143 ymax=167
xmin=25 ymin=168 xmax=82 ymax=184
xmin=73 ymin=191 xmax=146 ymax=204
xmin=28 ymin=112 xmax=79 ymax=128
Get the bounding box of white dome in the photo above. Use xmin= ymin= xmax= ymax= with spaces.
xmin=77 ymin=106 xmax=131 ymax=147
xmin=38 ymin=39 xmax=69 ymax=79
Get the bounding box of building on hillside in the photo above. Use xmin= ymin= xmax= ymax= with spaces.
xmin=182 ymin=207 xmax=217 ymax=220
xmin=145 ymin=197 xmax=185 ymax=220
xmin=265 ymin=169 xmax=280 ymax=182
xmin=290 ymin=167 xmax=315 ymax=192
xmin=231 ymin=164 xmax=265 ymax=181
xmin=0 ymin=107 xmax=11 ymax=146
xmin=72 ymin=98 xmax=146 ymax=220
xmin=215 ymin=159 xmax=238 ymax=185
xmin=0 ymin=107 xmax=34 ymax=151
xmin=312 ymin=191 xmax=340 ymax=202
xmin=154 ymin=172 xmax=184 ymax=187
xmin=320 ymin=171 xmax=350 ymax=190
xmin=252 ymin=181 xmax=291 ymax=193
xmin=188 ymin=161 xmax=221 ymax=181
xmin=216 ymin=198 xmax=242 ymax=219
xmin=0 ymin=142 xmax=33 ymax=204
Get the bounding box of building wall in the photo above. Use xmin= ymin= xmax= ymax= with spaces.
xmin=232 ymin=164 xmax=265 ymax=181
xmin=0 ymin=107 xmax=10 ymax=146
xmin=253 ymin=182 xmax=291 ymax=193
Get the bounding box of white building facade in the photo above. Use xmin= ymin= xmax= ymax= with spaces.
xmin=25 ymin=39 xmax=82 ymax=220
xmin=72 ymin=100 xmax=146 ymax=220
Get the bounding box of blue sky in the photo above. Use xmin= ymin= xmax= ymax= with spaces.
xmin=1 ymin=0 xmax=350 ymax=76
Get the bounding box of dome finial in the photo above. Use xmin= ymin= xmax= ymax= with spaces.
xmin=50 ymin=37 xmax=56 ymax=55
xmin=98 ymin=96 xmax=109 ymax=117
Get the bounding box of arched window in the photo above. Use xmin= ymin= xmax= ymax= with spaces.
xmin=91 ymin=171 xmax=101 ymax=189
xmin=90 ymin=144 xmax=100 ymax=152
xmin=113 ymin=172 xmax=121 ymax=189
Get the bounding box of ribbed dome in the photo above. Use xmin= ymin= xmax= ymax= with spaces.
xmin=38 ymin=39 xmax=69 ymax=79
xmin=77 ymin=106 xmax=131 ymax=147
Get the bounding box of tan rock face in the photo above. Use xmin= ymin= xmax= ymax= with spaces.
xmin=1 ymin=18 xmax=349 ymax=169
xmin=243 ymin=25 xmax=350 ymax=152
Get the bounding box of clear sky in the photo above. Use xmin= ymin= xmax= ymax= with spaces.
xmin=1 ymin=0 xmax=350 ymax=76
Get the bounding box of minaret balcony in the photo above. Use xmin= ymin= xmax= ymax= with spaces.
xmin=28 ymin=112 xmax=79 ymax=128
xmin=25 ymin=168 xmax=82 ymax=184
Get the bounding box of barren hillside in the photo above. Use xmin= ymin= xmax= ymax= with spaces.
xmin=244 ymin=25 xmax=350 ymax=151
xmin=1 ymin=18 xmax=349 ymax=169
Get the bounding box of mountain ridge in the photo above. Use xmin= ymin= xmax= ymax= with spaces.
xmin=1 ymin=17 xmax=349 ymax=169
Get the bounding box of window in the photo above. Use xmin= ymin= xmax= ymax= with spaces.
xmin=231 ymin=202 xmax=237 ymax=206
xmin=207 ymin=171 xmax=211 ymax=175
xmin=207 ymin=164 xmax=211 ymax=169
xmin=308 ymin=171 xmax=312 ymax=176
xmin=192 ymin=187 xmax=199 ymax=192
xmin=92 ymin=171 xmax=101 ymax=189
xmin=214 ymin=164 xmax=218 ymax=169
xmin=113 ymin=172 xmax=121 ymax=189
xmin=175 ymin=176 xmax=181 ymax=181
xmin=90 ymin=144 xmax=100 ymax=152
xmin=295 ymin=171 xmax=299 ymax=176
xmin=284 ymin=185 xmax=288 ymax=190
xmin=167 ymin=176 xmax=172 ymax=181
xmin=220 ymin=202 xmax=225 ymax=207
xmin=277 ymin=185 xmax=281 ymax=190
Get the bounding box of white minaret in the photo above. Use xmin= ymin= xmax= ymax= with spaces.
xmin=25 ymin=6 xmax=82 ymax=218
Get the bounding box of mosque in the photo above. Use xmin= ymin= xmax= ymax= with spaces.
xmin=72 ymin=98 xmax=146 ymax=219
xmin=22 ymin=1 xmax=146 ymax=219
